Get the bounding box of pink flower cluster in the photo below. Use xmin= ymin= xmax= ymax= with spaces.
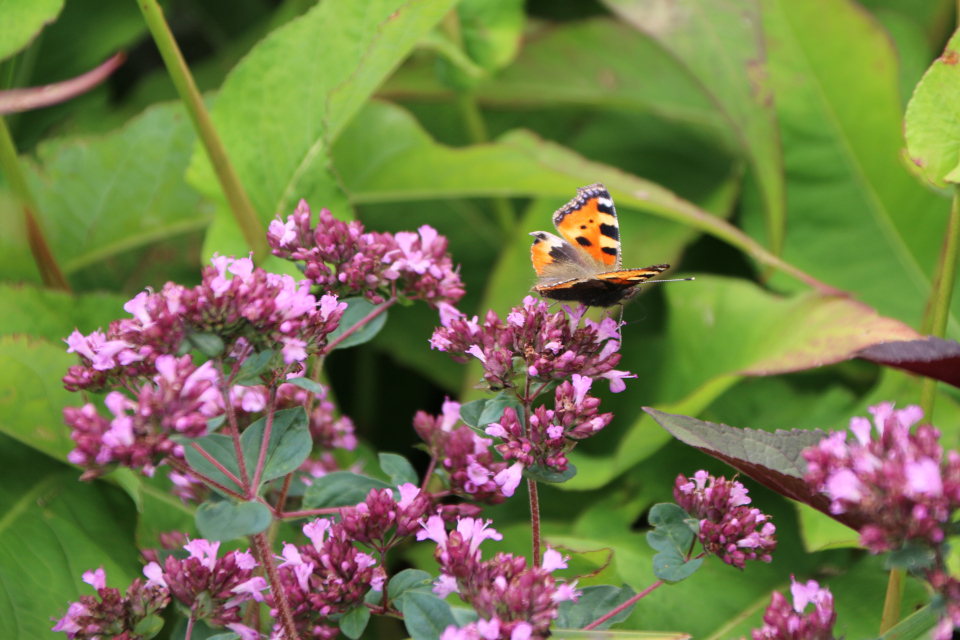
xmin=419 ymin=516 xmax=579 ymax=640
xmin=268 ymin=200 xmax=465 ymax=307
xmin=430 ymin=297 xmax=633 ymax=393
xmin=65 ymin=355 xmax=221 ymax=479
xmin=486 ymin=374 xmax=613 ymax=476
xmin=338 ymin=484 xmax=434 ymax=550
xmin=64 ymin=254 xmax=347 ymax=394
xmin=674 ymin=471 xmax=777 ymax=569
xmin=142 ymin=538 xmax=267 ymax=631
xmin=274 ymin=517 xmax=383 ymax=638
xmin=414 ymin=399 xmax=511 ymax=503
xmin=803 ymin=402 xmax=960 ymax=554
xmin=52 ymin=568 xmax=169 ymax=640
xmin=749 ymin=577 xmax=836 ymax=640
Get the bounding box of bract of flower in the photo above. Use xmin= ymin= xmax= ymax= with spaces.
xmin=803 ymin=402 xmax=960 ymax=553
xmin=674 ymin=472 xmax=777 ymax=569
xmin=430 ymin=297 xmax=630 ymax=392
xmin=53 ymin=567 xmax=169 ymax=640
xmin=748 ymin=576 xmax=836 ymax=640
xmin=338 ymin=484 xmax=434 ymax=548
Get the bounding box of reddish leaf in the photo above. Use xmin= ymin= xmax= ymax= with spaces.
xmin=857 ymin=337 xmax=960 ymax=389
xmin=644 ymin=408 xmax=866 ymax=531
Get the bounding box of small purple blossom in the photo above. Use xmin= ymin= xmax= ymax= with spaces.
xmin=53 ymin=567 xmax=169 ymax=640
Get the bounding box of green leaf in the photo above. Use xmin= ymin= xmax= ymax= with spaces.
xmin=194 ymin=499 xmax=272 ymax=541
xmin=905 ymin=28 xmax=960 ymax=188
xmin=459 ymin=399 xmax=487 ymax=428
xmin=603 ymin=0 xmax=786 ymax=254
xmin=885 ymin=543 xmax=937 ymax=571
xmin=646 ymin=504 xmax=696 ymax=556
xmin=566 ymin=275 xmax=920 ymax=490
xmin=0 ymin=283 xmax=127 ymax=342
xmin=0 ymin=434 xmax=140 ymax=639
xmin=0 ymin=335 xmax=78 ymax=460
xmin=477 ymin=391 xmax=523 ymax=428
xmin=285 ymin=375 xmax=325 ymax=395
xmin=13 ymin=102 xmax=207 ymax=278
xmin=458 ymin=0 xmax=525 ymax=72
xmin=326 ymin=297 xmax=389 ymax=351
xmin=183 ymin=433 xmax=244 ymax=494
xmin=0 ymin=0 xmax=64 ymax=62
xmin=756 ymin=0 xmax=957 ymax=337
xmin=877 ymin=603 xmax=938 ymax=640
xmin=379 ymin=453 xmax=419 ymax=486
xmin=302 ymin=471 xmax=393 ymax=509
xmin=232 ymin=350 xmax=276 ymax=386
xmin=556 ymin=584 xmax=638 ymax=630
xmin=185 ymin=332 xmax=225 ymax=358
xmin=340 ymin=604 xmax=371 ymax=639
xmin=522 ymin=463 xmax=577 ymax=484
xmin=387 ymin=569 xmax=434 ymax=601
xmin=241 ymin=408 xmax=311 ymax=487
xmin=187 ymin=0 xmax=458 ymax=258
xmin=399 ymin=591 xmax=458 ymax=640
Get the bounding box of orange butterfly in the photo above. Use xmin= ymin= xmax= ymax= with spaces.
xmin=530 ymin=183 xmax=669 ymax=307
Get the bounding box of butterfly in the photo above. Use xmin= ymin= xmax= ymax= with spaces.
xmin=530 ymin=183 xmax=669 ymax=308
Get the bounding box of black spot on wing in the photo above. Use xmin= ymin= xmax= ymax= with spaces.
xmin=599 ymin=223 xmax=618 ymax=241
xmin=595 ymin=201 xmax=614 ymax=214
xmin=576 ymin=237 xmax=592 ymax=247
xmin=602 ymin=247 xmax=618 ymax=257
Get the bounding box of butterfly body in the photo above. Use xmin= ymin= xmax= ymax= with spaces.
xmin=530 ymin=183 xmax=669 ymax=307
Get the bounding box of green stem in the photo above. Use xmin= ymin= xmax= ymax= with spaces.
xmin=0 ymin=117 xmax=70 ymax=290
xmin=135 ymin=0 xmax=268 ymax=260
xmin=920 ymin=185 xmax=960 ymax=419
xmin=879 ymin=569 xmax=904 ymax=635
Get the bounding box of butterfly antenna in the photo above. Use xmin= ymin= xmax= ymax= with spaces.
xmin=648 ymin=276 xmax=696 ymax=284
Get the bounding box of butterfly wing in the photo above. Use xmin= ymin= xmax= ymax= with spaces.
xmin=596 ymin=265 xmax=669 ymax=286
xmin=529 ymin=231 xmax=597 ymax=286
xmin=551 ymin=183 xmax=622 ymax=270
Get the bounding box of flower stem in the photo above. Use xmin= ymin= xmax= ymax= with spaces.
xmin=323 ymin=297 xmax=396 ymax=353
xmin=920 ymin=185 xmax=960 ymax=419
xmin=186 ymin=443 xmax=246 ymax=497
xmin=185 ymin=616 xmax=195 ymax=640
xmin=218 ymin=363 xmax=251 ymax=491
xmin=169 ymin=454 xmax=245 ymax=500
xmin=0 ymin=116 xmax=71 ymax=291
xmin=253 ymin=531 xmax=300 ymax=640
xmin=251 ymin=385 xmax=279 ymax=492
xmin=135 ymin=0 xmax=268 ymax=259
xmin=528 ymin=478 xmax=541 ymax=567
xmin=280 ymin=507 xmax=342 ymax=519
xmin=583 ymin=579 xmax=664 ymax=630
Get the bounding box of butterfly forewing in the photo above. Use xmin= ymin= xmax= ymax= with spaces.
xmin=552 ymin=183 xmax=621 ymax=269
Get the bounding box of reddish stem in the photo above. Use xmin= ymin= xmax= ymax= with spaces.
xmin=169 ymin=454 xmax=245 ymax=501
xmin=217 ymin=362 xmax=251 ymax=491
xmin=251 ymin=385 xmax=279 ymax=492
xmin=280 ymin=507 xmax=342 ymax=519
xmin=188 ymin=442 xmax=245 ymax=491
xmin=528 ymin=478 xmax=541 ymax=567
xmin=583 ymin=579 xmax=664 ymax=631
xmin=274 ymin=473 xmax=293 ymax=516
xmin=253 ymin=532 xmax=300 ymax=639
xmin=421 ymin=456 xmax=438 ymax=492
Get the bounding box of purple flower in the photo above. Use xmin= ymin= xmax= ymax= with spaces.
xmin=747 ymin=576 xmax=836 ymax=640
xmin=53 ymin=567 xmax=169 ymax=640
xmin=803 ymin=402 xmax=960 ymax=553
xmin=675 ymin=471 xmax=777 ymax=568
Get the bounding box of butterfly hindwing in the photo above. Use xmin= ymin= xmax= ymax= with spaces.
xmin=529 ymin=184 xmax=670 ymax=307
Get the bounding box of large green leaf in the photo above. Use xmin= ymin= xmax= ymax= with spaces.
xmin=755 ymin=0 xmax=955 ymax=335
xmin=905 ymin=27 xmax=960 ymax=187
xmin=603 ymin=0 xmax=786 ymax=255
xmin=566 ymin=275 xmax=920 ymax=490
xmin=186 ymin=0 xmax=458 ymax=258
xmin=6 ymin=102 xmax=206 ymax=279
xmin=0 ymin=0 xmax=63 ymax=62
xmin=382 ymin=17 xmax=730 ymax=138
xmin=0 ymin=434 xmax=140 ymax=640
xmin=0 ymin=336 xmax=79 ymax=460
xmin=0 ymin=284 xmax=127 ymax=342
